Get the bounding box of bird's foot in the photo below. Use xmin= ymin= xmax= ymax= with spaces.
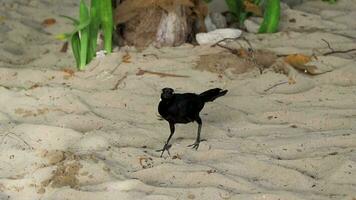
xmin=156 ymin=143 xmax=172 ymax=157
xmin=187 ymin=139 xmax=206 ymax=150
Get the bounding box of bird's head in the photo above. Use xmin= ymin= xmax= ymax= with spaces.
xmin=161 ymin=88 xmax=174 ymax=100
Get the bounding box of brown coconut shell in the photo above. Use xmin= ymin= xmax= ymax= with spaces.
xmin=115 ymin=0 xmax=208 ymax=48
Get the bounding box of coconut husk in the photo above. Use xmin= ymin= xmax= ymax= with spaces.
xmin=115 ymin=0 xmax=194 ymax=24
xmin=115 ymin=0 xmax=208 ymax=48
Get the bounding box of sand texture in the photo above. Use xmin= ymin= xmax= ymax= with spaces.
xmin=0 ymin=0 xmax=356 ymax=200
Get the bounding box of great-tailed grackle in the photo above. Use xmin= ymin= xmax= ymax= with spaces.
xmin=157 ymin=88 xmax=228 ymax=157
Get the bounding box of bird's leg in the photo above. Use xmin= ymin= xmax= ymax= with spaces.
xmin=188 ymin=116 xmax=202 ymax=150
xmin=156 ymin=122 xmax=175 ymax=157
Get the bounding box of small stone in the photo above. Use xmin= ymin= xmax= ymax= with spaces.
xmin=205 ymin=12 xmax=227 ymax=32
xmin=244 ymin=18 xmax=261 ymax=33
xmin=37 ymin=187 xmax=45 ymax=194
xmin=196 ymin=28 xmax=242 ymax=45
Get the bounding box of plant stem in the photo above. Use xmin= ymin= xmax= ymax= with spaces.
xmin=87 ymin=0 xmax=100 ymax=63
xmin=258 ymin=0 xmax=280 ymax=33
xmin=100 ymin=0 xmax=113 ymax=54
xmin=71 ymin=32 xmax=81 ymax=68
xmin=225 ymin=0 xmax=244 ymax=23
xmin=79 ymin=0 xmax=90 ymax=70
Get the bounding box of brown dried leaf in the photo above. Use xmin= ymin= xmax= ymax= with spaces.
xmin=29 ymin=83 xmax=41 ymax=89
xmin=284 ymin=54 xmax=318 ymax=74
xmin=42 ymin=18 xmax=56 ymax=27
xmin=172 ymin=154 xmax=182 ymax=159
xmin=60 ymin=42 xmax=68 ymax=53
xmin=62 ymin=68 xmax=75 ymax=78
xmin=138 ymin=156 xmax=153 ymax=169
xmin=288 ymin=76 xmax=296 ymax=84
xmin=122 ymin=52 xmax=131 ymax=63
xmin=284 ymin=54 xmax=311 ymax=67
xmin=244 ymin=1 xmax=262 ymax=16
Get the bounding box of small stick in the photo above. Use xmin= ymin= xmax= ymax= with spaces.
xmin=321 ymin=39 xmax=334 ymax=52
xmin=211 ymin=37 xmax=240 ymax=47
xmin=321 ymin=38 xmax=356 ymax=56
xmin=264 ymin=81 xmax=289 ymax=92
xmin=111 ymin=72 xmax=128 ymax=90
xmin=1 ymin=132 xmax=34 ymax=150
xmin=136 ymin=69 xmax=189 ymax=78
xmin=323 ymin=48 xmax=356 ymax=56
xmin=241 ymin=36 xmax=253 ymax=50
xmin=143 ymin=54 xmax=159 ymax=59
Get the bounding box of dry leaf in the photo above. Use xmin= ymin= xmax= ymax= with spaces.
xmin=122 ymin=52 xmax=131 ymax=63
xmin=42 ymin=18 xmax=56 ymax=27
xmin=62 ymin=68 xmax=75 ymax=77
xmin=284 ymin=54 xmax=316 ymax=74
xmin=244 ymin=1 xmax=262 ymax=16
xmin=288 ymin=76 xmax=296 ymax=84
xmin=303 ymin=56 xmax=334 ymax=75
xmin=138 ymin=156 xmax=153 ymax=169
xmin=60 ymin=42 xmax=68 ymax=53
xmin=29 ymin=83 xmax=41 ymax=89
xmin=172 ymin=154 xmax=182 ymax=159
xmin=284 ymin=54 xmax=311 ymax=67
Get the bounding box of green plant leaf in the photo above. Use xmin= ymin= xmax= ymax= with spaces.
xmin=258 ymin=0 xmax=280 ymax=33
xmin=78 ymin=0 xmax=90 ymax=70
xmin=225 ymin=0 xmax=244 ymax=22
xmin=87 ymin=0 xmax=101 ymax=63
xmin=322 ymin=0 xmax=337 ymax=3
xmin=100 ymin=0 xmax=113 ymax=54
xmin=59 ymin=14 xmax=91 ymax=41
xmin=71 ymin=32 xmax=81 ymax=69
xmin=55 ymin=33 xmax=72 ymax=41
xmin=59 ymin=15 xmax=80 ymax=25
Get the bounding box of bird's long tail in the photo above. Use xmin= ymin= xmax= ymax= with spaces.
xmin=199 ymin=88 xmax=228 ymax=103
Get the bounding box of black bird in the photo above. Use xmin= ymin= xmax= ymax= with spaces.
xmin=157 ymin=88 xmax=228 ymax=157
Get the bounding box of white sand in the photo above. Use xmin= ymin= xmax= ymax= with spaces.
xmin=0 ymin=0 xmax=356 ymax=200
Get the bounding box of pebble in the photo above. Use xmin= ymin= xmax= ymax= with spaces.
xmin=196 ymin=28 xmax=242 ymax=45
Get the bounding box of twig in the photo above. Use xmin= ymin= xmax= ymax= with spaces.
xmin=136 ymin=69 xmax=189 ymax=78
xmin=323 ymin=48 xmax=356 ymax=56
xmin=143 ymin=53 xmax=159 ymax=59
xmin=264 ymin=81 xmax=289 ymax=92
xmin=111 ymin=72 xmax=128 ymax=90
xmin=321 ymin=39 xmax=334 ymax=52
xmin=109 ymin=63 xmax=122 ymax=74
xmin=1 ymin=132 xmax=34 ymax=150
xmin=211 ymin=37 xmax=240 ymax=47
xmin=211 ymin=36 xmax=255 ymax=56
xmin=322 ymin=38 xmax=356 ymax=56
xmin=241 ymin=36 xmax=253 ymax=50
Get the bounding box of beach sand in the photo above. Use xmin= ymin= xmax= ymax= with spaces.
xmin=0 ymin=0 xmax=356 ymax=199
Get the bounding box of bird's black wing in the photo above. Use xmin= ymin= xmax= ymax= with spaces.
xmin=168 ymin=93 xmax=204 ymax=123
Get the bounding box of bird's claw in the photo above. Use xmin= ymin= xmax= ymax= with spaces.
xmin=156 ymin=143 xmax=172 ymax=157
xmin=187 ymin=139 xmax=206 ymax=150
xmin=187 ymin=142 xmax=200 ymax=150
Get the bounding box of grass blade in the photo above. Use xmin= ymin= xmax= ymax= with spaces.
xmin=78 ymin=0 xmax=90 ymax=70
xmin=71 ymin=32 xmax=81 ymax=68
xmin=87 ymin=0 xmax=101 ymax=63
xmin=59 ymin=15 xmax=80 ymax=25
xmin=258 ymin=0 xmax=280 ymax=33
xmin=225 ymin=0 xmax=244 ymax=23
xmin=100 ymin=0 xmax=113 ymax=54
